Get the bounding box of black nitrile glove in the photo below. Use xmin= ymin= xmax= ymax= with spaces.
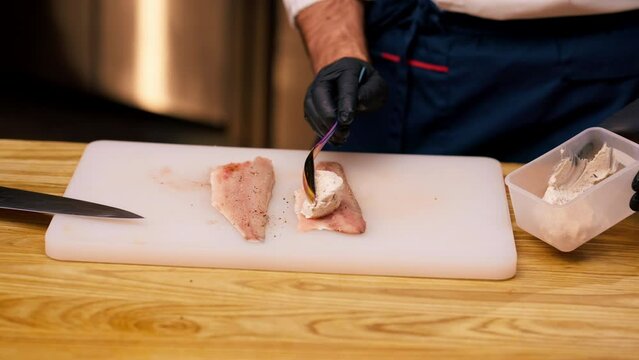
xmin=304 ymin=57 xmax=387 ymax=145
xmin=631 ymin=171 xmax=639 ymax=211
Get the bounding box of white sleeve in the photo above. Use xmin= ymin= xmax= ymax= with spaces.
xmin=282 ymin=0 xmax=324 ymax=25
xmin=433 ymin=0 xmax=639 ymax=20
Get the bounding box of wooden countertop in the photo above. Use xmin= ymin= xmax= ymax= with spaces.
xmin=0 ymin=139 xmax=637 ymax=359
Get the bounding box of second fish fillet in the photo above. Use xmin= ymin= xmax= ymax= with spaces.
xmin=210 ymin=156 xmax=275 ymax=241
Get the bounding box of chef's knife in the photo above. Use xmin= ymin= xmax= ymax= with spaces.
xmin=0 ymin=186 xmax=143 ymax=219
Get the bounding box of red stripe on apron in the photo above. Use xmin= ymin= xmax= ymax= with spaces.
xmin=380 ymin=52 xmax=401 ymax=63
xmin=379 ymin=52 xmax=449 ymax=73
xmin=408 ymin=59 xmax=449 ymax=73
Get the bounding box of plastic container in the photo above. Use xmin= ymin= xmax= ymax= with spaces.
xmin=505 ymin=127 xmax=639 ymax=252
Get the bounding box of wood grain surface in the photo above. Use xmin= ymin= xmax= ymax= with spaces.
xmin=0 ymin=139 xmax=637 ymax=360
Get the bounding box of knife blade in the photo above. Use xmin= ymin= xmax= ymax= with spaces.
xmin=0 ymin=186 xmax=143 ymax=219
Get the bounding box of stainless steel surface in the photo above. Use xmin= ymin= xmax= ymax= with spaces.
xmin=3 ymin=0 xmax=312 ymax=149
xmin=0 ymin=186 xmax=143 ymax=219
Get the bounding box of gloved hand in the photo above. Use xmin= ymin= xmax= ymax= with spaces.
xmin=304 ymin=57 xmax=387 ymax=145
xmin=631 ymin=171 xmax=639 ymax=211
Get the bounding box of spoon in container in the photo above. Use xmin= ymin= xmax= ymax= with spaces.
xmin=553 ymin=141 xmax=607 ymax=188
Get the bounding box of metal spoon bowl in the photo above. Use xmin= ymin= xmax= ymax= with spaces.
xmin=553 ymin=141 xmax=608 ymax=189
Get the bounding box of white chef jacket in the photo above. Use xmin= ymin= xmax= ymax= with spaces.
xmin=283 ymin=0 xmax=639 ymax=23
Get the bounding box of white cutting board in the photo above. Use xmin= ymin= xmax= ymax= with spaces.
xmin=45 ymin=140 xmax=516 ymax=279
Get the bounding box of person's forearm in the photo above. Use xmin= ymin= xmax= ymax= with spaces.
xmin=296 ymin=0 xmax=368 ymax=74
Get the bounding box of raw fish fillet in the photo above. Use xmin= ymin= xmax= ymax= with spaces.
xmin=294 ymin=162 xmax=366 ymax=234
xmin=210 ymin=157 xmax=275 ymax=241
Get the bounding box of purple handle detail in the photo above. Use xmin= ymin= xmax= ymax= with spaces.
xmin=313 ymin=122 xmax=339 ymax=157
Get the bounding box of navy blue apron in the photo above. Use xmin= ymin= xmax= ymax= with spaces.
xmin=328 ymin=0 xmax=639 ymax=162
